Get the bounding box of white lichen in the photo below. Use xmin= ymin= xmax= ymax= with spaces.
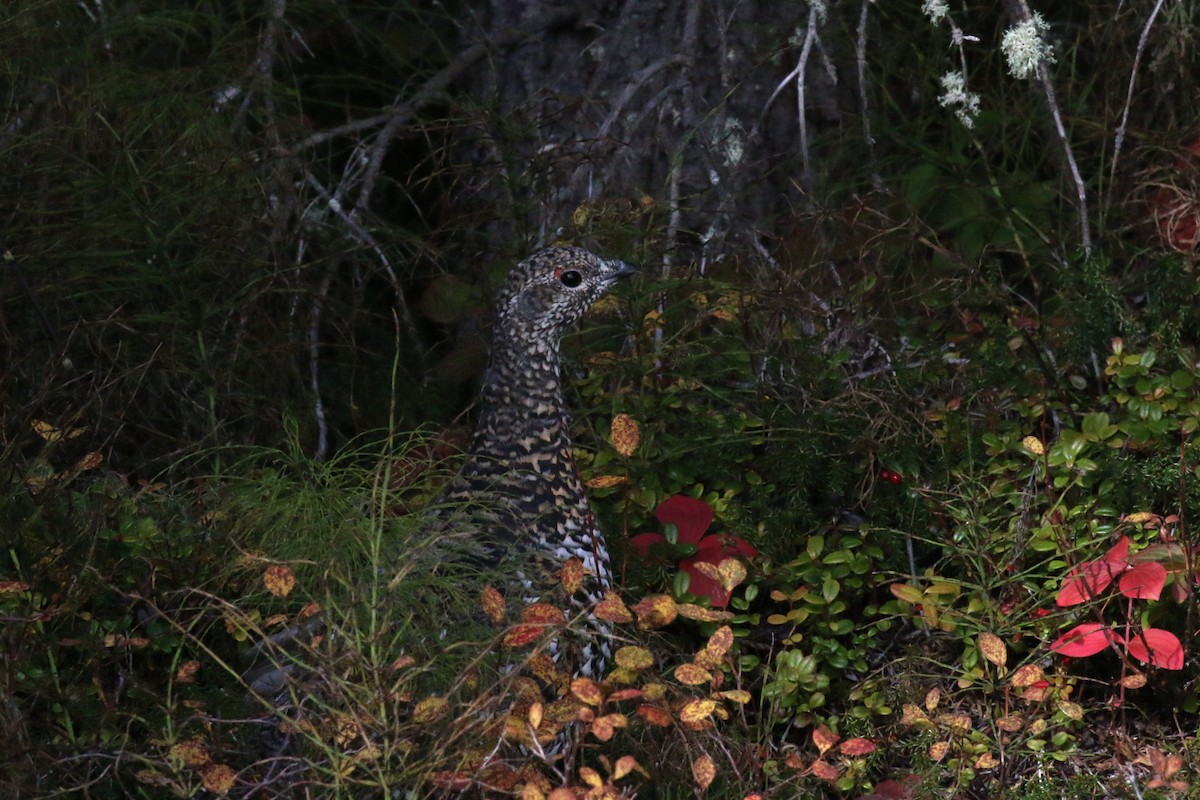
xmin=1001 ymin=12 xmax=1055 ymax=79
xmin=938 ymin=70 xmax=981 ymax=129
xmin=922 ymin=0 xmax=949 ymax=25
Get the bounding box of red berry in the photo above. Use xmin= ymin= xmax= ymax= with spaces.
xmin=880 ymin=469 xmax=894 ymax=481
xmin=888 ymin=472 xmax=902 ymax=485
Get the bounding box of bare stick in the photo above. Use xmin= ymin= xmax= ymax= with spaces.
xmin=1106 ymin=0 xmax=1167 ymax=229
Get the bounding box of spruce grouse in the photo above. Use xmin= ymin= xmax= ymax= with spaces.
xmin=243 ymin=247 xmax=632 ymax=751
xmin=428 ymin=246 xmax=634 ymax=678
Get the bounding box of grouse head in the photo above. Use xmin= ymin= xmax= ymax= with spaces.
xmin=494 ymin=247 xmax=635 ymax=340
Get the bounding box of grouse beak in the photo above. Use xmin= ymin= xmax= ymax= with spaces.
xmin=610 ymin=259 xmax=637 ymax=280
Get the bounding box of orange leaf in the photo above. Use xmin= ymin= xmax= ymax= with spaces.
xmin=1009 ymin=664 xmax=1043 ymax=687
xmin=481 ymin=585 xmax=506 ymax=625
xmin=838 ymin=737 xmax=876 ymax=756
xmin=502 ymin=624 xmax=544 ymax=648
xmin=632 ymin=594 xmax=678 ymax=629
xmin=0 ymin=580 xmax=31 ymax=594
xmin=812 ymin=724 xmax=839 ymax=755
xmin=610 ymin=414 xmax=641 ymax=457
xmin=612 ymin=755 xmax=644 ymax=780
xmin=593 ymin=591 xmax=634 ymax=623
xmin=929 ymin=741 xmax=950 ymax=762
xmin=978 ymin=631 xmax=1007 ymax=667
xmin=1120 ymin=672 xmax=1147 ymax=688
xmin=589 ymin=713 xmax=627 ymax=742
xmin=925 ymin=686 xmax=941 ymax=711
xmin=674 ymin=663 xmax=713 ymax=685
xmin=636 ymin=704 xmax=672 ymax=726
xmin=974 ymin=752 xmax=999 ymax=770
xmin=571 ymin=677 xmax=605 ymax=706
xmin=586 ymin=474 xmax=629 ymax=489
xmin=521 ymin=603 xmax=566 ymax=624
xmin=691 ymin=754 xmax=716 ymax=791
xmin=76 ymin=452 xmax=103 ymax=471
xmin=175 ymin=660 xmax=200 ymax=684
xmin=810 ymin=759 xmax=840 ymax=783
xmin=262 ymin=565 xmax=295 ymax=598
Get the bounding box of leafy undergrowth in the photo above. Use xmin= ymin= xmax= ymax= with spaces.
xmin=6 ymin=337 xmax=1200 ymax=799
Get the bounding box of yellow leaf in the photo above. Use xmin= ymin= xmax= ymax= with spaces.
xmin=900 ymin=704 xmax=932 ymax=727
xmin=706 ymin=625 xmax=734 ymax=656
xmin=614 ymin=645 xmax=654 ymax=671
xmin=678 ymin=603 xmax=735 ymax=622
xmin=0 ymin=581 xmax=31 ymax=594
xmin=528 ymin=701 xmax=543 ymax=730
xmin=938 ymin=713 xmax=973 ymax=734
xmin=692 ymin=754 xmax=716 ymax=791
xmin=586 ymin=474 xmax=629 ymax=489
xmin=1057 ymin=700 xmax=1084 ymax=721
xmin=170 ymin=740 xmax=211 ymax=767
xmin=201 ymin=764 xmax=237 ymax=795
xmin=578 ymin=767 xmax=603 ymax=789
xmin=978 ymin=631 xmax=1007 ymax=667
xmin=925 ymin=686 xmax=941 ymax=711
xmin=1022 ymin=435 xmax=1045 ymax=456
xmin=632 ymin=594 xmax=678 ymax=629
xmin=929 ymin=741 xmax=950 ymax=761
xmin=717 ymin=689 xmax=752 ymax=704
xmin=76 ymin=452 xmax=103 ymax=471
xmin=262 ymin=565 xmax=295 ymax=598
xmin=612 ymin=755 xmax=644 ymax=781
xmin=678 ymin=699 xmax=717 ymax=724
xmin=412 ymin=697 xmax=450 ymax=724
xmin=481 ymin=585 xmax=506 ymax=625
xmin=717 ymin=558 xmax=747 ymax=592
xmin=1009 ymin=664 xmax=1043 ymax=688
xmin=610 ymin=414 xmax=640 ymax=457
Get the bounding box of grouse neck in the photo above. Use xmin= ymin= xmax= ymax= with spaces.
xmin=473 ymin=325 xmax=572 ymax=456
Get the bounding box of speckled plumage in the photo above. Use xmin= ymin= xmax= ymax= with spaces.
xmin=430 ymin=246 xmax=633 ymax=677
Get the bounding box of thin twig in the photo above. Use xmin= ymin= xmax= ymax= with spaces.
xmin=1106 ymin=0 xmax=1167 ymax=230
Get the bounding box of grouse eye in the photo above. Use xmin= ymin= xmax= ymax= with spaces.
xmin=559 ymin=269 xmax=583 ymax=288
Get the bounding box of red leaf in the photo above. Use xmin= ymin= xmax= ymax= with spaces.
xmin=1119 ymin=562 xmax=1167 ymax=601
xmin=1126 ymin=628 xmax=1184 ymax=670
xmin=1102 ymin=536 xmax=1132 ymax=566
xmin=656 ymin=495 xmax=713 ymax=545
xmin=1049 ymin=623 xmax=1122 ymax=657
xmin=630 ymin=532 xmax=667 ymax=558
xmin=1056 ymin=560 xmax=1120 ymax=606
xmin=680 ymin=558 xmax=730 ymax=607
